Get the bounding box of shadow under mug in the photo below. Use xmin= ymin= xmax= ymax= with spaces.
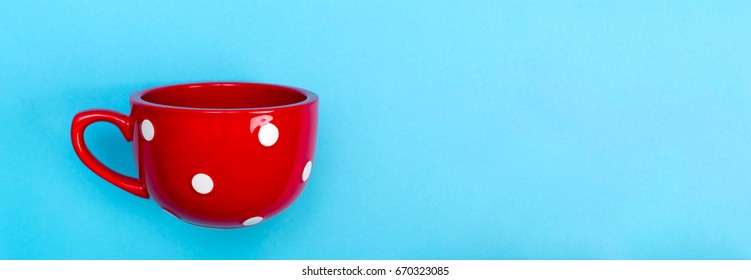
xmin=71 ymin=82 xmax=318 ymax=228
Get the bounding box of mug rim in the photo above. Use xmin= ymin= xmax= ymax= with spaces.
xmin=130 ymin=82 xmax=318 ymax=112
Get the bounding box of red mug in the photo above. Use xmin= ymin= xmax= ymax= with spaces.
xmin=71 ymin=82 xmax=318 ymax=228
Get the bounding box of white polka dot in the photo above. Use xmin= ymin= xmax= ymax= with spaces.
xmin=191 ymin=173 xmax=213 ymax=194
xmin=243 ymin=216 xmax=263 ymax=226
xmin=141 ymin=119 xmax=154 ymax=141
xmin=258 ymin=123 xmax=279 ymax=146
xmin=302 ymin=161 xmax=312 ymax=182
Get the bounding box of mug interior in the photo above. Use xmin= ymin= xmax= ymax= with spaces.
xmin=139 ymin=83 xmax=309 ymax=109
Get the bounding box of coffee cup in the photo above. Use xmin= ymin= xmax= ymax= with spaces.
xmin=71 ymin=82 xmax=318 ymax=228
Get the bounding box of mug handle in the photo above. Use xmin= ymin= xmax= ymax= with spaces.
xmin=71 ymin=109 xmax=149 ymax=198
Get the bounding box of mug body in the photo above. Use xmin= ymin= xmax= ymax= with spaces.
xmin=129 ymin=83 xmax=317 ymax=228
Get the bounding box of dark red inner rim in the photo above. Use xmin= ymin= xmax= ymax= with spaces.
xmin=135 ymin=83 xmax=311 ymax=110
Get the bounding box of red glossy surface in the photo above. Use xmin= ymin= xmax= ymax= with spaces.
xmin=71 ymin=110 xmax=148 ymax=198
xmin=71 ymin=82 xmax=318 ymax=228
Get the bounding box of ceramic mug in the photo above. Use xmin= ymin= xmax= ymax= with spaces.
xmin=71 ymin=82 xmax=318 ymax=228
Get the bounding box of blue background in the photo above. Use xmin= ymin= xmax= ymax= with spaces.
xmin=1 ymin=1 xmax=750 ymax=259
